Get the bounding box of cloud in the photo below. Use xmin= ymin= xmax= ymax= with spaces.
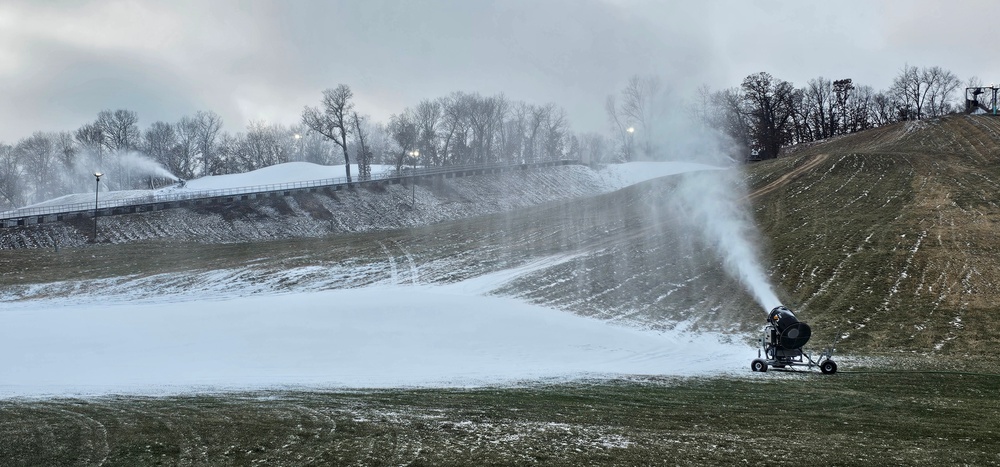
xmin=3 ymin=0 xmax=1000 ymax=143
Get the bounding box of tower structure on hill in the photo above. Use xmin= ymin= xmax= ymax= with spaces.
xmin=966 ymin=85 xmax=999 ymax=114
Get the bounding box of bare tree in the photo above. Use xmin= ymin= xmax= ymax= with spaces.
xmin=290 ymin=129 xmax=333 ymax=165
xmin=208 ymin=132 xmax=239 ymax=176
xmin=388 ymin=112 xmax=418 ymax=173
xmin=923 ymin=66 xmax=960 ymax=117
xmin=869 ymin=91 xmax=898 ymax=126
xmin=195 ymin=111 xmax=223 ymax=177
xmin=892 ymin=64 xmax=962 ymax=120
xmin=0 ymin=143 xmax=25 ymax=208
xmin=543 ymin=104 xmax=567 ymax=159
xmin=467 ymin=93 xmax=505 ymax=164
xmin=742 ymin=72 xmax=798 ymax=159
xmin=51 ymin=131 xmax=79 ymax=195
xmin=234 ymin=121 xmax=288 ymax=171
xmin=414 ymin=99 xmax=442 ymax=165
xmin=302 ymin=84 xmax=354 ymax=182
xmin=579 ymin=132 xmax=608 ymax=165
xmin=17 ymin=132 xmax=57 ymax=202
xmin=803 ymin=77 xmax=833 ymax=139
xmin=143 ymin=121 xmax=180 ymax=177
xmin=75 ymin=122 xmax=105 ymax=167
xmin=95 ymin=109 xmax=141 ymax=153
xmin=53 ymin=132 xmax=77 ymax=169
xmin=846 ymin=85 xmax=875 ymax=132
xmin=350 ymin=112 xmax=373 ymax=180
xmin=440 ymin=93 xmax=473 ymax=165
xmin=605 ymin=95 xmax=632 ymax=162
xmin=832 ymin=79 xmax=855 ymax=134
xmin=526 ymin=104 xmax=547 ymax=162
xmin=892 ymin=64 xmax=928 ymax=120
xmin=620 ymin=75 xmax=664 ymax=158
xmin=366 ymin=122 xmax=394 ymax=165
xmin=502 ymin=102 xmax=529 ymax=163
xmin=174 ymin=116 xmax=200 ymax=178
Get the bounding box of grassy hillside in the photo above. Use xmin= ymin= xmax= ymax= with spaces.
xmin=749 ymin=115 xmax=1000 ymax=354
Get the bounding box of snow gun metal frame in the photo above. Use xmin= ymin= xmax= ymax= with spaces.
xmin=751 ymin=306 xmax=838 ymax=374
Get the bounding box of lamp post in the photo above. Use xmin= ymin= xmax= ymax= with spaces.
xmin=93 ymin=172 xmax=103 ymax=242
xmin=294 ymin=133 xmax=302 ymax=160
xmin=626 ymin=127 xmax=635 ymax=161
xmin=408 ymin=149 xmax=420 ymax=207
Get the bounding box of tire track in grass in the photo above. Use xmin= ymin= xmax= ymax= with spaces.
xmin=38 ymin=404 xmax=110 ymax=467
xmin=143 ymin=405 xmax=209 ymax=466
xmin=275 ymin=402 xmax=339 ymax=463
xmin=392 ymin=240 xmax=420 ymax=285
xmin=747 ymin=153 xmax=830 ymax=200
xmin=378 ymin=241 xmax=399 ymax=285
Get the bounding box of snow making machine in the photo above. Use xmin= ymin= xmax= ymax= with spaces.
xmin=751 ymin=306 xmax=838 ymax=374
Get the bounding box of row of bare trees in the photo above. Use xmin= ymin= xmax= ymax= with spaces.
xmin=302 ymin=85 xmax=573 ymax=182
xmin=697 ymin=65 xmax=964 ymax=160
xmin=0 ymin=87 xmax=577 ymax=210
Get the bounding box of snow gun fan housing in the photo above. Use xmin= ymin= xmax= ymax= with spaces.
xmin=751 ymin=306 xmax=837 ymax=374
xmin=767 ymin=306 xmax=811 ymax=351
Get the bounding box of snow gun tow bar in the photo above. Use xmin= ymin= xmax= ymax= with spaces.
xmin=751 ymin=306 xmax=838 ymax=374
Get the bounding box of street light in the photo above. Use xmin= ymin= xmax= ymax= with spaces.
xmin=408 ymin=149 xmax=420 ymax=207
xmin=93 ymin=172 xmax=103 ymax=242
xmin=626 ymin=127 xmax=635 ymax=161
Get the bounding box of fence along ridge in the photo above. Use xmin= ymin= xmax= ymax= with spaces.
xmin=0 ymin=159 xmax=577 ymax=224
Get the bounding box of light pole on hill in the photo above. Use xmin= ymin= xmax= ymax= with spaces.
xmin=626 ymin=126 xmax=635 ymax=161
xmin=408 ymin=149 xmax=420 ymax=207
xmin=93 ymin=172 xmax=103 ymax=242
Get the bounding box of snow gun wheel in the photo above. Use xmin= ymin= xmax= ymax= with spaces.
xmin=820 ymin=360 xmax=838 ymax=375
xmin=751 ymin=359 xmax=768 ymax=372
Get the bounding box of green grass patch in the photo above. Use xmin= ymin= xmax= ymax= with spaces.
xmin=1 ymin=372 xmax=998 ymax=465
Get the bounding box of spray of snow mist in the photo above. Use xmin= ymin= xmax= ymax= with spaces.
xmin=116 ymin=152 xmax=180 ymax=181
xmin=616 ymin=77 xmax=781 ymax=313
xmin=669 ymin=168 xmax=781 ymax=312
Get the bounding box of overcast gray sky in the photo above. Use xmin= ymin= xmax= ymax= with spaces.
xmin=2 ymin=0 xmax=998 ymax=143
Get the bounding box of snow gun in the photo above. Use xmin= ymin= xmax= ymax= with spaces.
xmin=751 ymin=306 xmax=838 ymax=374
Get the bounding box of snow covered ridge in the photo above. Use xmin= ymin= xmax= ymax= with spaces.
xmin=6 ymin=160 xmax=720 ymax=216
xmin=0 ymin=161 xmax=725 ymax=249
xmin=3 ymin=162 xmax=501 ymax=219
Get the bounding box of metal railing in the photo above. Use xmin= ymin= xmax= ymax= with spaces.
xmin=0 ymin=159 xmax=579 ymax=223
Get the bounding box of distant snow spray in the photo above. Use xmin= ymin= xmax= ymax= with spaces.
xmin=669 ymin=168 xmax=781 ymax=312
xmin=70 ymin=150 xmax=179 ymax=193
xmin=116 ymin=152 xmax=180 ymax=182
